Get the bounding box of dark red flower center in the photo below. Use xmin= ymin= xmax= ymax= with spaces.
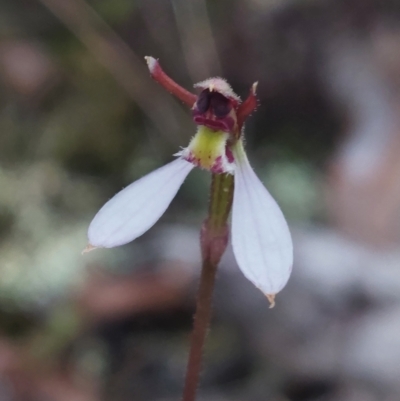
xmin=195 ymin=89 xmax=232 ymax=117
xmin=193 ymin=89 xmax=236 ymax=133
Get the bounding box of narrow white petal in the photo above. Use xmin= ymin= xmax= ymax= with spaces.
xmin=231 ymin=141 xmax=293 ymax=295
xmin=88 ymin=159 xmax=194 ymax=248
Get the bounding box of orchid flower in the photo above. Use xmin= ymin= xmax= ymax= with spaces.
xmin=86 ymin=57 xmax=293 ymax=300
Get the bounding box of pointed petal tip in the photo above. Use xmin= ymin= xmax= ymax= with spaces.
xmin=82 ymin=244 xmax=97 ymax=255
xmin=266 ymin=294 xmax=276 ymax=308
xmin=252 ymin=82 xmax=258 ymax=94
xmin=145 ymin=56 xmax=157 ymax=73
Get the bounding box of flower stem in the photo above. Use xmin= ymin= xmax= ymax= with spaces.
xmin=182 ymin=255 xmax=217 ymax=401
xmin=182 ymin=173 xmax=234 ymax=401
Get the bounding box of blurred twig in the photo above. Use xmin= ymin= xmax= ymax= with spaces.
xmin=37 ymin=0 xmax=192 ymax=146
xmin=172 ymin=0 xmax=221 ymax=81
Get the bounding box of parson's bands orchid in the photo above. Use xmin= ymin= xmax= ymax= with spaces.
xmin=86 ymin=57 xmax=293 ymax=298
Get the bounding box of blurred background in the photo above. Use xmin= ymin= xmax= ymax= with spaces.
xmin=1 ymin=0 xmax=400 ymax=400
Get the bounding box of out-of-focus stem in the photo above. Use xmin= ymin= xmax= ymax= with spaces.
xmin=38 ymin=0 xmax=191 ymax=146
xmin=182 ymin=173 xmax=233 ymax=401
xmin=171 ymin=0 xmax=221 ymax=82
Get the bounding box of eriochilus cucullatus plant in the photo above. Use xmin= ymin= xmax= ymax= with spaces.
xmin=84 ymin=57 xmax=293 ymax=401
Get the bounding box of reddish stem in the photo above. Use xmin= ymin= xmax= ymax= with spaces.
xmin=145 ymin=57 xmax=198 ymax=107
xmin=181 ymin=256 xmax=217 ymax=401
xmin=182 ymin=172 xmax=232 ymax=401
xmin=236 ymin=82 xmax=258 ymax=129
xmin=182 ymin=222 xmax=228 ymax=401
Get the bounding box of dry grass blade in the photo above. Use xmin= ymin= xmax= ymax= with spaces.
xmin=38 ymin=0 xmax=192 ymax=146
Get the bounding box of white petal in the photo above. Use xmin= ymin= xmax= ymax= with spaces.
xmin=231 ymin=142 xmax=293 ymax=295
xmin=88 ymin=159 xmax=194 ymax=248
